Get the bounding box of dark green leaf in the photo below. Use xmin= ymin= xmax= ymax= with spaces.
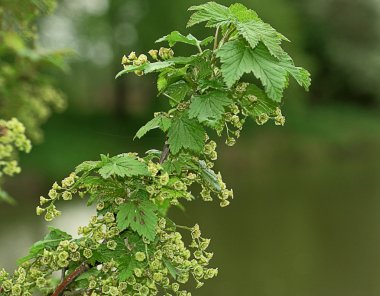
xmin=167 ymin=113 xmax=205 ymax=154
xmin=117 ymin=191 xmax=158 ymax=242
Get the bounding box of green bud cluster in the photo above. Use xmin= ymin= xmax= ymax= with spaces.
xmin=0 ymin=118 xmax=31 ymax=177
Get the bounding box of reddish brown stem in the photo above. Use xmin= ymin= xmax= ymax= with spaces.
xmin=51 ymin=263 xmax=89 ymax=296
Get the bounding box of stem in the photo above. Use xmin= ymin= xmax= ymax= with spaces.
xmin=159 ymin=141 xmax=170 ymax=164
xmin=218 ymin=26 xmax=234 ymax=49
xmin=61 ymin=268 xmax=67 ymax=282
xmin=51 ymin=263 xmax=89 ymax=296
xmin=213 ymin=27 xmax=220 ymax=50
xmin=196 ymin=43 xmax=203 ymax=54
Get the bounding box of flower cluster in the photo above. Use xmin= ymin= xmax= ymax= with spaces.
xmin=0 ymin=118 xmax=31 ymax=178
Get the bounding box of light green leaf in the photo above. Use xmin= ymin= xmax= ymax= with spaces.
xmin=115 ymin=64 xmax=145 ymax=79
xmin=188 ymin=91 xmax=232 ymax=123
xmin=199 ymin=160 xmax=221 ymax=192
xmin=144 ymin=61 xmax=174 ymax=74
xmin=236 ymin=20 xmax=287 ymax=58
xmin=278 ymin=53 xmax=311 ymax=91
xmin=167 ymin=113 xmax=205 ymax=154
xmin=98 ymin=154 xmax=149 ymax=179
xmin=187 ymin=2 xmax=230 ymax=28
xmin=163 ymin=258 xmax=181 ymax=279
xmin=217 ymin=39 xmax=288 ymax=101
xmin=228 ymin=3 xmax=259 ymax=22
xmin=117 ymin=191 xmax=158 ymax=242
xmin=135 ymin=115 xmax=172 ymax=139
xmin=156 ymin=31 xmax=199 ymax=47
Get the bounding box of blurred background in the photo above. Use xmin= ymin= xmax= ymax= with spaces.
xmin=1 ymin=0 xmax=380 ymax=295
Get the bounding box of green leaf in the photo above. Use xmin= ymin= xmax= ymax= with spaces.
xmin=91 ymin=237 xmax=128 ymax=264
xmin=157 ymin=67 xmax=188 ymax=92
xmin=75 ymin=160 xmax=100 ymax=174
xmin=18 ymin=227 xmax=72 ymax=264
xmin=167 ymin=113 xmax=205 ymax=155
xmin=243 ymin=84 xmax=279 ymax=117
xmin=199 ymin=160 xmax=221 ymax=192
xmin=157 ymin=31 xmax=214 ymax=48
xmin=217 ymin=39 xmax=288 ymax=101
xmin=117 ymin=191 xmax=158 ymax=242
xmin=163 ymin=258 xmax=181 ymax=280
xmin=278 ymin=53 xmax=311 ymax=91
xmin=187 ymin=2 xmax=230 ymax=28
xmin=228 ymin=3 xmax=259 ymax=22
xmin=188 ymin=91 xmax=232 ymax=123
xmin=164 ymin=80 xmax=191 ymax=106
xmin=144 ymin=61 xmax=174 ymax=74
xmin=135 ymin=115 xmax=172 ymax=139
xmin=235 ymin=20 xmax=287 ymax=58
xmin=156 ymin=31 xmax=197 ymax=47
xmin=115 ymin=64 xmax=145 ymax=78
xmin=118 ymin=255 xmax=137 ymax=281
xmin=98 ymin=154 xmax=149 ymax=179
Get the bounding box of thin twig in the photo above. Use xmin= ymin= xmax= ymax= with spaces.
xmin=213 ymin=26 xmax=220 ymax=50
xmin=159 ymin=141 xmax=170 ymax=164
xmin=51 ymin=263 xmax=89 ymax=296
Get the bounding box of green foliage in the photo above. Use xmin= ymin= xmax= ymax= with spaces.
xmin=0 ymin=2 xmax=310 ymax=296
xmin=117 ymin=191 xmax=158 ymax=242
xmin=167 ymin=113 xmax=205 ymax=154
xmin=98 ymin=154 xmax=149 ymax=178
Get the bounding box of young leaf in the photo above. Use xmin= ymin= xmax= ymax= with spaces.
xmin=199 ymin=160 xmax=221 ymax=192
xmin=135 ymin=115 xmax=172 ymax=139
xmin=98 ymin=154 xmax=149 ymax=178
xmin=228 ymin=3 xmax=259 ymax=22
xmin=187 ymin=2 xmax=230 ymax=28
xmin=188 ymin=91 xmax=232 ymax=123
xmin=167 ymin=113 xmax=205 ymax=154
xmin=157 ymin=31 xmax=196 ymax=47
xmin=117 ymin=191 xmax=158 ymax=242
xmin=217 ymin=39 xmax=288 ymax=101
xmin=235 ymin=20 xmax=287 ymax=58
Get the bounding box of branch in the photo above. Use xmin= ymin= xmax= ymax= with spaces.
xmin=159 ymin=141 xmax=170 ymax=164
xmin=51 ymin=263 xmax=89 ymax=296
